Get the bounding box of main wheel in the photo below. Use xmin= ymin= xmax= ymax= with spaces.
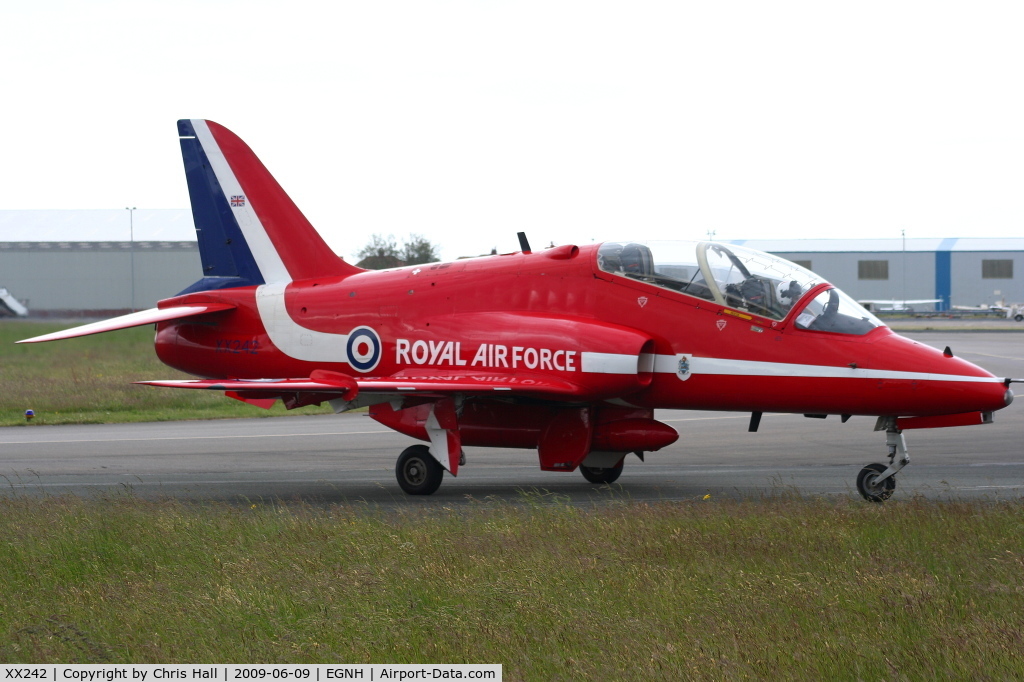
xmin=857 ymin=462 xmax=895 ymax=503
xmin=395 ymin=445 xmax=444 ymax=495
xmin=1014 ymin=314 xmax=1023 ymax=322
xmin=580 ymin=462 xmax=624 ymax=484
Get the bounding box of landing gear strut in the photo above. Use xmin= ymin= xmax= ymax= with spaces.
xmin=857 ymin=421 xmax=910 ymax=503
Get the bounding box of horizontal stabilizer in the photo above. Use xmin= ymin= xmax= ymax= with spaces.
xmin=17 ymin=304 xmax=236 ymax=344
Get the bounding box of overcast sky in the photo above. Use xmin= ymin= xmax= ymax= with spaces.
xmin=2 ymin=1 xmax=1022 ymax=262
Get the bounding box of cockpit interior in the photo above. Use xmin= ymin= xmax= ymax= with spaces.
xmin=597 ymin=240 xmax=883 ymax=335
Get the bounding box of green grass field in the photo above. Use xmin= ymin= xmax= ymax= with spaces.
xmin=0 ymin=321 xmax=332 ymax=426
xmin=0 ymin=495 xmax=1022 ymax=678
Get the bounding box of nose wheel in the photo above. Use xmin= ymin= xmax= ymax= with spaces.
xmin=857 ymin=463 xmax=896 ymax=502
xmin=857 ymin=423 xmax=909 ymax=503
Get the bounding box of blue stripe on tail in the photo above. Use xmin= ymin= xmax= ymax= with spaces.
xmin=177 ymin=119 xmax=264 ymax=293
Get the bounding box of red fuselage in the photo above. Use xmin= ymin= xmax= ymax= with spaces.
xmin=153 ymin=243 xmax=1011 ymax=425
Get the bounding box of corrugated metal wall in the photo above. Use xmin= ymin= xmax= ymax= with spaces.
xmin=770 ymin=250 xmax=1024 ymax=308
xmin=0 ymin=242 xmax=200 ymax=314
xmin=952 ymin=252 xmax=1024 ymax=307
xmin=772 ymin=252 xmax=938 ymax=303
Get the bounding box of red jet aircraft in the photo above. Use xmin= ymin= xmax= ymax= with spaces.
xmin=20 ymin=120 xmax=1020 ymax=500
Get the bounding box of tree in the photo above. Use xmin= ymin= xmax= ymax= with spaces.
xmin=355 ymin=234 xmax=401 ymax=270
xmin=401 ymin=233 xmax=441 ymax=266
xmin=356 ymin=233 xmax=441 ymax=270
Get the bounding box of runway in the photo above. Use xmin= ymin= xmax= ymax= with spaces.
xmin=2 ymin=332 xmax=1022 ymax=505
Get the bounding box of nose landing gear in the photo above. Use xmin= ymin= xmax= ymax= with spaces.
xmin=857 ymin=421 xmax=910 ymax=503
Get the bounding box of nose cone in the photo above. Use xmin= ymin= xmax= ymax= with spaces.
xmin=873 ymin=333 xmax=1010 ymax=416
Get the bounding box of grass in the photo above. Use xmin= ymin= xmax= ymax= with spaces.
xmin=0 ymin=494 xmax=1022 ymax=677
xmin=0 ymin=321 xmax=332 ymax=426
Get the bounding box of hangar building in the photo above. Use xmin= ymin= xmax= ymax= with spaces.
xmin=1 ymin=209 xmax=198 ymax=317
xmin=2 ymin=210 xmax=1022 ymax=316
xmin=726 ymin=238 xmax=1024 ymax=311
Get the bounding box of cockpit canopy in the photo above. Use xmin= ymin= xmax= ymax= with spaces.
xmin=597 ymin=240 xmax=884 ymax=335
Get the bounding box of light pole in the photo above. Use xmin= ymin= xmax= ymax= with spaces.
xmin=901 ymin=229 xmax=906 ymax=306
xmin=126 ymin=207 xmax=136 ymax=312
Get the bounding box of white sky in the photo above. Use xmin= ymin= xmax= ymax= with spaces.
xmin=2 ymin=1 xmax=1023 ymax=262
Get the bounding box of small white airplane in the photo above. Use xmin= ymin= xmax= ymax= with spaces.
xmin=951 ymin=304 xmax=1024 ymax=321
xmin=0 ymin=287 xmax=28 ymax=317
xmin=858 ymin=299 xmax=941 ymax=313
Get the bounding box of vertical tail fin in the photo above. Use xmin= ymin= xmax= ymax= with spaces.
xmin=177 ymin=119 xmax=361 ymax=291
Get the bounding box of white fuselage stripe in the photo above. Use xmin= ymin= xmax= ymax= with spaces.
xmin=581 ymin=352 xmax=637 ymax=374
xmin=256 ymin=282 xmax=349 ymax=363
xmin=245 ymin=292 xmax=1001 ymax=386
xmin=651 ymin=354 xmax=1001 ymax=383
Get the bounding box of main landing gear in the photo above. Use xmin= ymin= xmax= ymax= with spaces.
xmin=395 ymin=445 xmax=445 ymax=496
xmin=394 ymin=445 xmax=467 ymax=496
xmin=394 ymin=444 xmax=632 ymax=494
xmin=856 ymin=420 xmax=910 ymax=503
xmin=579 ymin=462 xmax=624 ymax=484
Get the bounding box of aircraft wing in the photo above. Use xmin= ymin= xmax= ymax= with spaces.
xmin=138 ymin=369 xmax=587 ymax=476
xmin=17 ymin=304 xmax=237 ymax=343
xmin=137 ymin=370 xmax=583 ymax=400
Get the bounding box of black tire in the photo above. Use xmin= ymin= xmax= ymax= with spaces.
xmin=395 ymin=445 xmax=444 ymax=495
xmin=1014 ymin=314 xmax=1023 ymax=322
xmin=857 ymin=462 xmax=895 ymax=503
xmin=580 ymin=461 xmax=624 ymax=484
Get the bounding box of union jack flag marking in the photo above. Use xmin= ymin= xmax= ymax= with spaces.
xmin=230 ymin=195 xmax=245 ymax=207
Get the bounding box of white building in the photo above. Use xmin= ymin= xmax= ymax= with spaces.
xmin=1 ymin=209 xmax=198 ymax=316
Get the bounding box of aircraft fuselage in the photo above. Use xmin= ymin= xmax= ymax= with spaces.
xmin=154 ymin=243 xmax=1011 ymax=421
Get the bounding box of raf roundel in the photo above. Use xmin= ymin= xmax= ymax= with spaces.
xmin=346 ymin=326 xmax=382 ymax=373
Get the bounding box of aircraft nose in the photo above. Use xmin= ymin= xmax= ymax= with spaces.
xmin=876 ymin=333 xmax=1011 ymax=416
xmin=959 ymin=377 xmax=1011 ymax=414
xmin=927 ymin=368 xmax=1009 ymax=416
xmin=987 ymin=382 xmax=1011 ymax=409
xmin=931 ymin=355 xmax=1010 ymax=414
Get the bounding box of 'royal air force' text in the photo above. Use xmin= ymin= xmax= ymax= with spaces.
xmin=396 ymin=340 xmax=577 ymax=371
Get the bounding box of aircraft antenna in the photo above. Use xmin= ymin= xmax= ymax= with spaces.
xmin=517 ymin=232 xmax=532 ymax=254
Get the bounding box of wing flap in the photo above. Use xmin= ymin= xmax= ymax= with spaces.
xmin=17 ymin=304 xmax=236 ymax=343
